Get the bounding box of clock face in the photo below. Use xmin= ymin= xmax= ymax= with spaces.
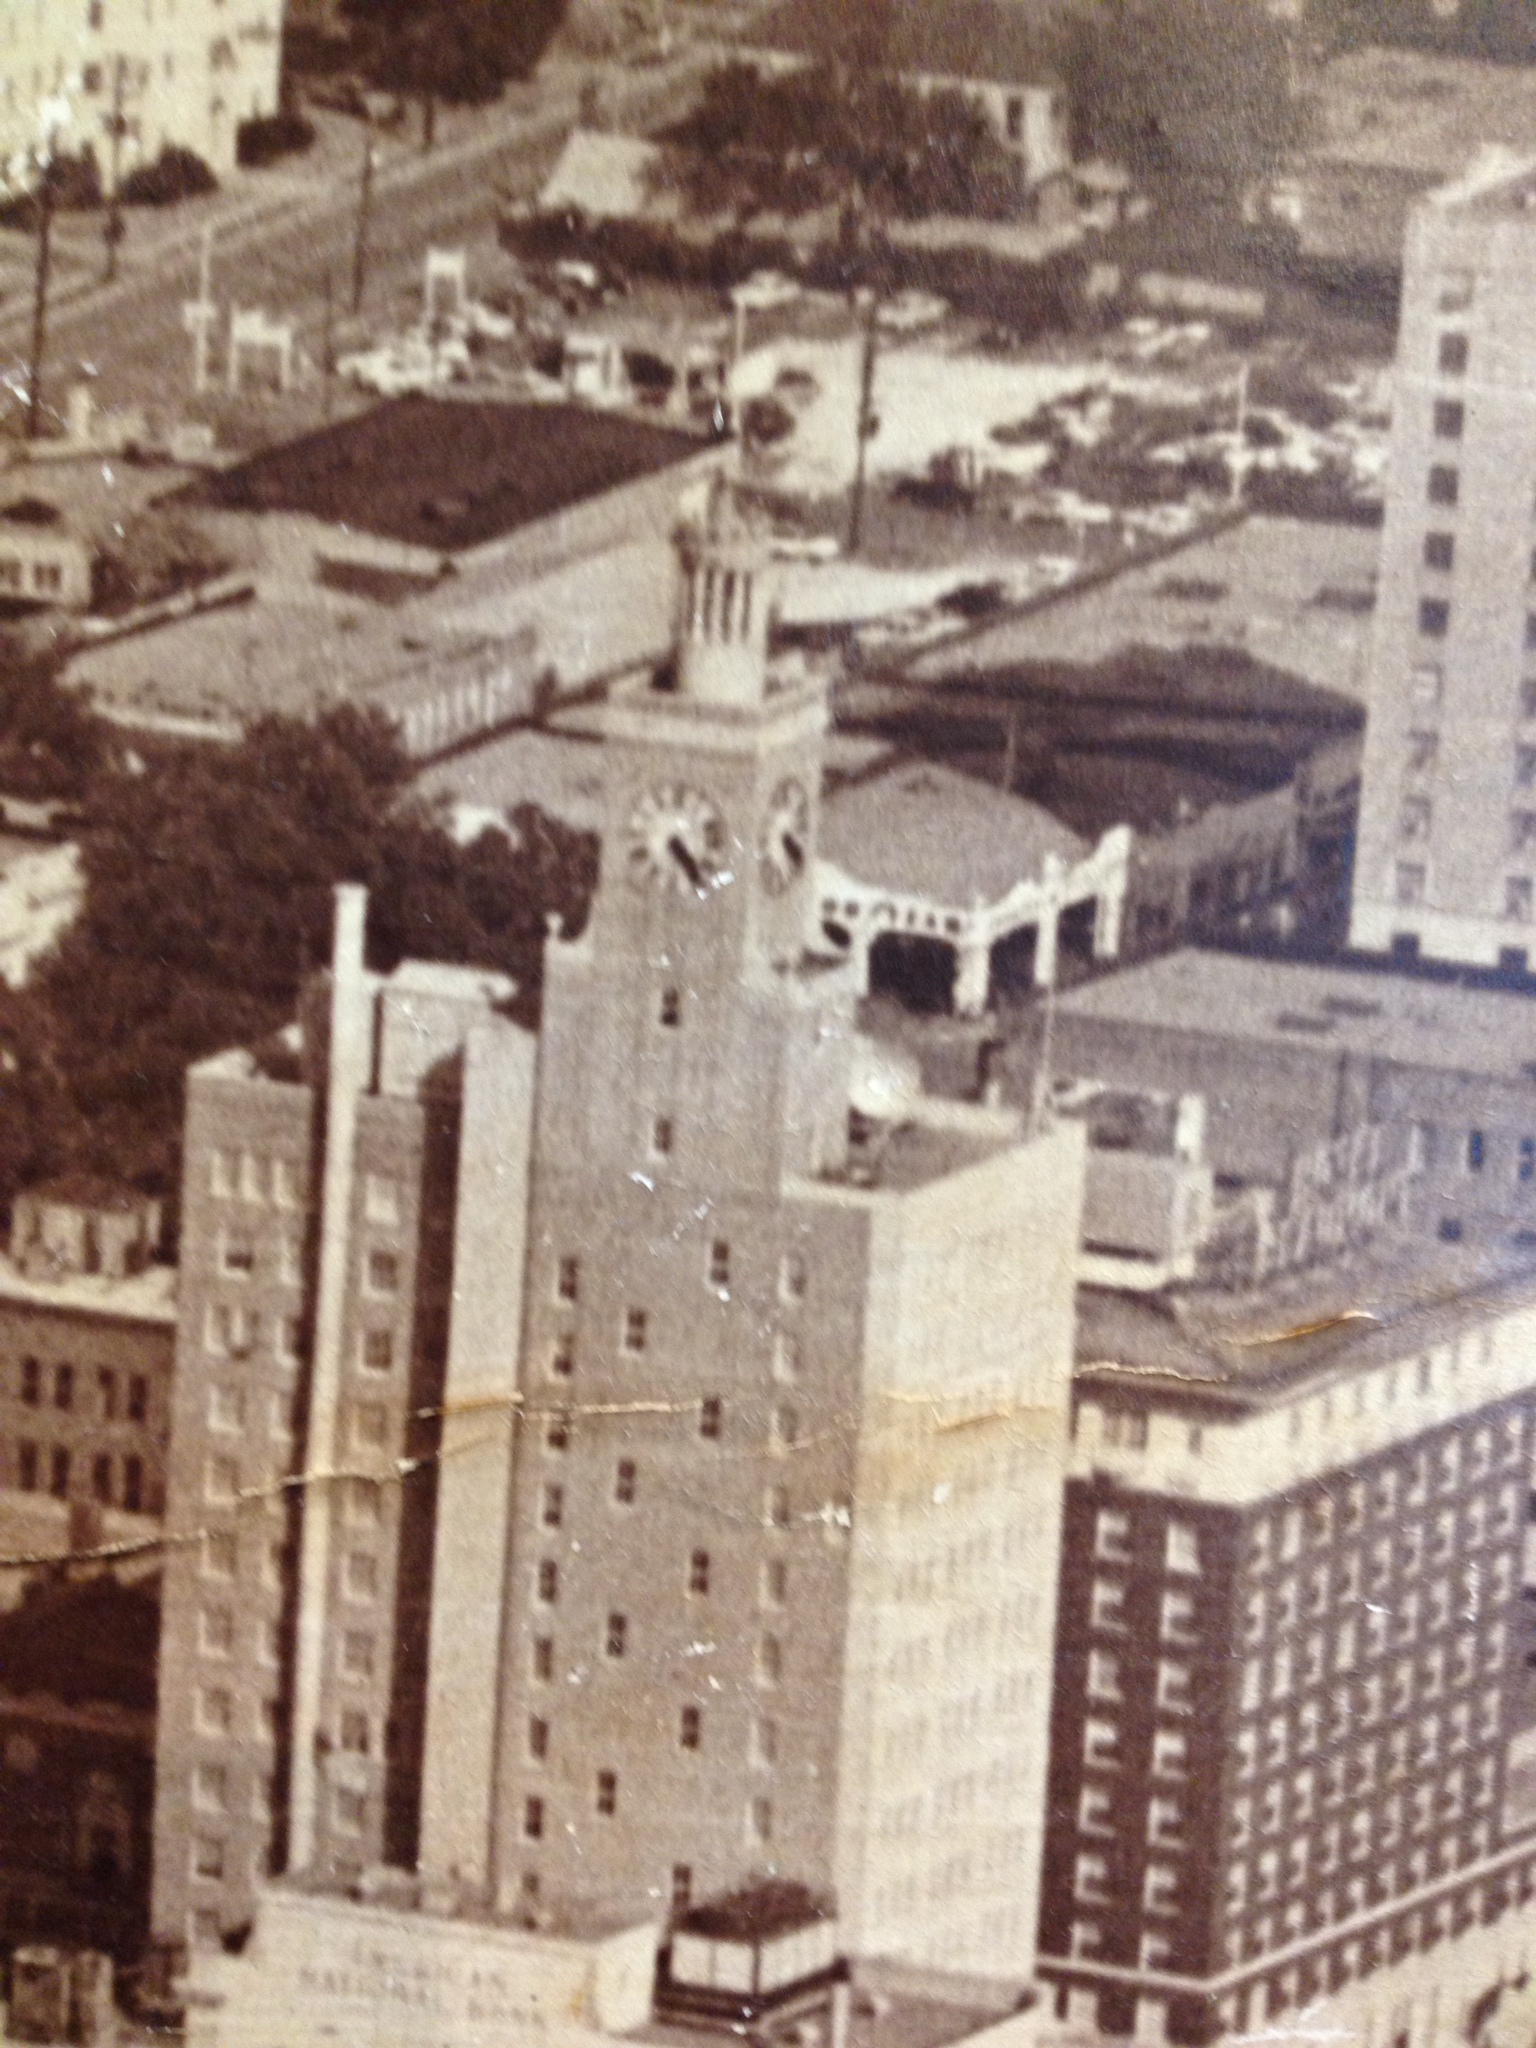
xmin=626 ymin=783 xmax=729 ymax=897
xmin=759 ymin=778 xmax=810 ymax=895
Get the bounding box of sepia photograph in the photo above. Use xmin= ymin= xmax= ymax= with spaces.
xmin=6 ymin=7 xmax=1536 ymax=2048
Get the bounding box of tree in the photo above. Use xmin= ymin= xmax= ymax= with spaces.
xmin=0 ymin=640 xmax=110 ymax=801
xmin=1065 ymin=0 xmax=1300 ymax=200
xmin=660 ymin=61 xmax=1024 ymax=224
xmin=342 ymin=0 xmax=567 ymax=145
xmin=22 ymin=707 xmax=597 ymax=1205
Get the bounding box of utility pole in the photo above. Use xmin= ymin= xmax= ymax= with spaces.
xmin=351 ymin=133 xmax=375 ymax=316
xmin=846 ymin=285 xmax=880 ymax=557
xmin=26 ymin=152 xmax=57 ymax=441
xmin=102 ymin=55 xmax=127 ymax=283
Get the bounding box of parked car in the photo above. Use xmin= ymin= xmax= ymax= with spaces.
xmin=731 ymin=270 xmax=801 ymax=313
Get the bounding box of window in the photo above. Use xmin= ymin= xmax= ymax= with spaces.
xmin=91 ymin=1453 xmax=112 ymax=1505
xmin=532 ymin=1637 xmax=554 ymax=1682
xmin=191 ymin=1835 xmax=226 ymax=1882
xmin=623 ymin=1308 xmax=647 ymax=1353
xmin=1407 ymin=729 xmax=1440 ymax=776
xmin=363 ymin=1175 xmax=398 ymax=1225
xmin=53 ymin=1363 xmax=73 ymax=1412
xmin=757 ymin=1635 xmax=782 ymax=1686
xmin=200 ymin=1607 xmax=234 ymax=1657
xmin=1090 ymin=1579 xmax=1126 ymax=1632
xmin=606 ymin=1612 xmax=627 ymax=1658
xmin=1433 ymin=399 xmax=1464 ymax=440
xmin=523 ymin=1796 xmax=544 ymax=1841
xmin=764 ymin=1485 xmax=790 ymax=1529
xmin=752 ymin=1716 xmax=778 ymax=1767
xmin=1515 ymin=812 xmax=1536 ymax=853
xmin=708 ymin=1239 xmax=730 ymax=1290
xmin=1156 ymin=1661 xmax=1192 ymax=1713
xmin=1094 ymin=1509 xmax=1132 ymax=1563
xmin=688 ymin=1549 xmax=711 ymax=1596
xmin=770 ymin=1403 xmax=798 ymax=1452
xmin=659 ymin=986 xmax=682 ymax=1027
xmin=197 ymin=1686 xmax=233 ymax=1736
xmin=761 ymin=1558 xmax=788 ymax=1606
xmin=1074 ymin=1853 xmax=1110 ymax=1905
xmin=779 ymin=1253 xmax=807 ymax=1302
xmin=1166 ymin=1522 xmax=1199 ymax=1575
xmin=361 ymin=1330 xmax=393 ymax=1373
xmin=1160 ymin=1589 xmax=1197 ymax=1645
xmin=1424 ymin=531 xmax=1455 ymax=571
xmin=19 ymin=1356 xmax=40 ymax=1406
xmin=1438 ymin=332 xmax=1469 ymax=375
xmin=772 ymin=1333 xmax=801 ymax=1382
xmin=650 ymin=1116 xmax=674 ymax=1158
xmin=126 ymin=1373 xmax=148 ymax=1423
xmin=1087 ymin=1649 xmax=1122 ymax=1702
xmin=556 ymin=1257 xmax=578 ymax=1303
xmin=596 ymin=1770 xmax=618 ymax=1817
xmin=542 ymin=1484 xmax=563 ymax=1529
xmin=1151 ymin=1729 xmax=1187 ymax=1779
xmin=344 ymin=1551 xmax=377 ymax=1599
xmin=1079 ymin=1785 xmax=1113 ymax=1835
xmin=1084 ymin=1719 xmax=1119 ymax=1768
xmin=1508 ymin=879 xmax=1534 ymax=924
xmin=222 ymin=1241 xmax=254 ymax=1278
xmin=342 ymin=1631 xmax=375 ymax=1679
xmin=680 ymin=1705 xmax=702 ymax=1751
xmin=345 ymin=1478 xmax=383 ymax=1525
xmin=1395 ymin=862 xmax=1427 ymax=908
xmin=1427 ymin=464 xmax=1459 ymax=506
xmin=1468 ymin=1130 xmax=1486 ymax=1172
xmin=748 ymin=1796 xmax=773 ymax=1844
xmin=614 ymin=1459 xmax=636 ymax=1505
xmin=1419 ymin=597 xmax=1451 ymax=638
xmin=1148 ymin=1796 xmax=1183 ymax=1848
xmin=1103 ymin=1408 xmax=1148 ymax=1449
xmin=367 ymin=1251 xmax=399 ymax=1294
xmin=1143 ymin=1864 xmax=1178 ymax=1915
xmin=545 ymin=1409 xmax=571 ymax=1452
xmin=700 ymin=1396 xmax=723 ymax=1440
xmin=537 ymin=1560 xmax=559 ymax=1604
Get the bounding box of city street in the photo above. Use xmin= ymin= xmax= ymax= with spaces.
xmin=0 ymin=45 xmax=714 ymax=417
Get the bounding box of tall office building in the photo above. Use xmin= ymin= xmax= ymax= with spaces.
xmin=1037 ymin=1239 xmax=1536 ymax=2048
xmin=151 ymin=486 xmax=1087 ymax=1992
xmin=1351 ymin=156 xmax=1536 ymax=968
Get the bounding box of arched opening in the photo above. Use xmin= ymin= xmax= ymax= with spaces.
xmin=867 ymin=933 xmax=957 ymax=1014
xmin=988 ymin=924 xmax=1039 ymax=1004
xmin=1058 ymin=898 xmax=1100 ymax=976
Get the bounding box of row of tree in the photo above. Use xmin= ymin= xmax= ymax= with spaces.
xmin=338 ymin=0 xmax=568 ymax=141
xmin=0 ymin=685 xmax=596 ymax=1225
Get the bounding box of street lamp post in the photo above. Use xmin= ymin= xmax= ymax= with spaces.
xmin=26 ymin=150 xmax=59 ymax=441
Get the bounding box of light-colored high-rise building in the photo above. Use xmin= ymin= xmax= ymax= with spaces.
xmin=0 ymin=0 xmax=284 ymax=187
xmin=1351 ymin=156 xmax=1536 ymax=970
xmin=150 ymin=486 xmax=1087 ymax=1997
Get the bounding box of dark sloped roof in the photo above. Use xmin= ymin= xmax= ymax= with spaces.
xmin=757 ymin=0 xmax=1064 ymax=86
xmin=179 ymin=398 xmax=704 ymax=553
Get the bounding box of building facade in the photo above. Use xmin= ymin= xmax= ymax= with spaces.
xmin=0 ymin=0 xmax=284 ymax=187
xmin=1038 ymin=1245 xmax=1536 ymax=2048
xmin=0 ymin=1180 xmax=175 ymax=1523
xmin=150 ymin=488 xmax=1085 ymax=1998
xmin=1350 ymin=158 xmax=1536 ymax=968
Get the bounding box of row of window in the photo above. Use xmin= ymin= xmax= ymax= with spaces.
xmin=203 ymin=1301 xmax=307 ymax=1365
xmin=1228 ymin=1813 xmax=1498 ymax=1935
xmin=206 ymin=1149 xmax=318 ymax=1212
xmin=521 ymin=1784 xmax=774 ymax=1844
xmin=1240 ymin=1516 xmax=1520 ymax=1648
xmin=1246 ymin=1419 xmax=1523 ymax=1571
xmin=1091 ymin=1511 xmax=1201 ymax=1575
xmin=10 ymin=1357 xmax=150 ymax=1421
xmin=13 ymin=1441 xmax=147 ymax=1510
xmin=552 ymin=1249 xmax=808 ymax=1311
xmin=525 ymin=1703 xmax=778 ymax=1766
xmin=528 ymin=1626 xmax=786 ymax=1688
xmin=1230 ymin=1751 xmax=1499 ymax=1861
xmin=1232 ymin=1678 xmax=1505 ymax=1780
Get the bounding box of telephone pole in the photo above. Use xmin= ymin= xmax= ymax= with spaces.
xmin=846 ymin=285 xmax=880 ymax=556
xmin=350 ymin=133 xmax=375 ymax=315
xmin=26 ymin=153 xmax=58 ymax=441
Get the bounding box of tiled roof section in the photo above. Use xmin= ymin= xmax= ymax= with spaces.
xmin=1076 ymin=1231 xmax=1536 ymax=1408
xmin=1054 ymin=947 xmax=1536 ymax=1082
xmin=819 ymin=759 xmax=1087 ymax=906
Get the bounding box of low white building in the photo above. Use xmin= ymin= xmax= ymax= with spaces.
xmin=0 ymin=0 xmax=285 ymax=187
xmin=0 ymin=838 xmax=83 ymax=987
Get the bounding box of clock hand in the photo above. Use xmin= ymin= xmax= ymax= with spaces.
xmin=667 ymin=834 xmax=705 ymax=891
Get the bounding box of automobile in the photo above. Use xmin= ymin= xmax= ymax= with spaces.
xmin=877 ymin=288 xmax=949 ymax=334
xmin=731 ymin=269 xmax=801 ymax=312
xmin=336 ymin=334 xmax=468 ymax=397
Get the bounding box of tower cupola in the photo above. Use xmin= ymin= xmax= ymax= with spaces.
xmin=673 ymin=473 xmax=777 ymax=708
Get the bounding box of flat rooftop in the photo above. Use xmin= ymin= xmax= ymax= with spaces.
xmin=1076 ymin=1231 xmax=1536 ymax=1410
xmin=1054 ymin=948 xmax=1536 ymax=1084
xmin=177 ymin=396 xmax=704 ymax=552
xmin=901 ymin=516 xmax=1381 ymax=707
xmin=0 ymin=1250 xmax=177 ymax=1326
